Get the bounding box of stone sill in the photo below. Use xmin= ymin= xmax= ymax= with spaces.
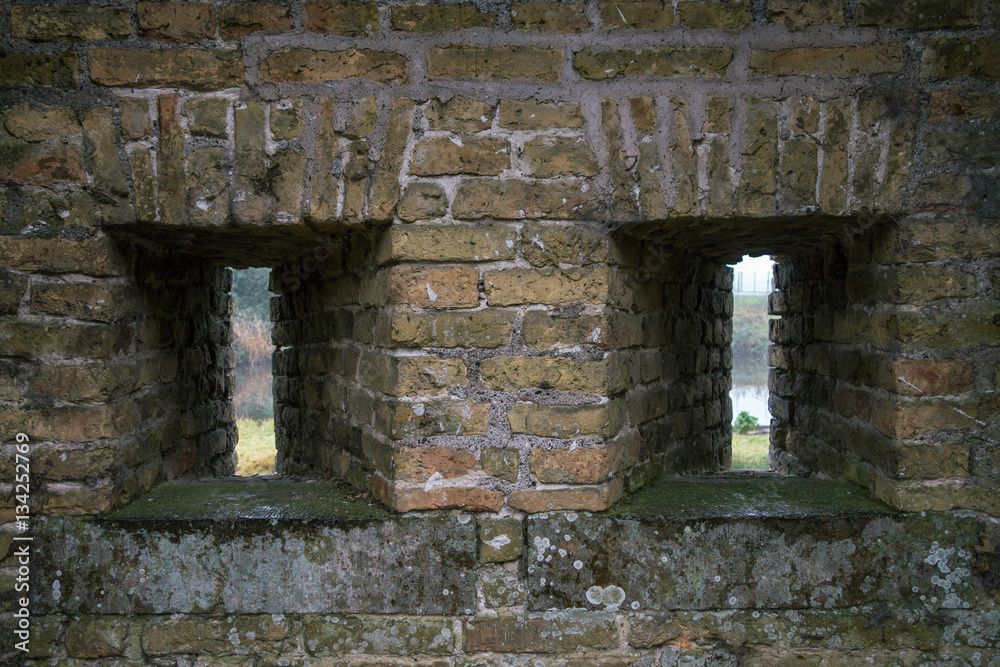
xmin=32 ymin=475 xmax=989 ymax=617
xmin=102 ymin=473 xmax=894 ymax=524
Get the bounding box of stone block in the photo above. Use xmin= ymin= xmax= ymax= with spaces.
xmin=3 ymin=103 xmax=79 ymax=141
xmin=512 ymin=2 xmax=590 ymax=32
xmin=382 ymin=310 xmax=515 ymax=348
xmin=138 ymin=2 xmax=217 ymax=42
xmin=377 ymin=398 xmax=490 ymax=438
xmin=480 ymin=517 xmax=525 ymax=562
xmin=65 ymin=617 xmax=128 ymax=658
xmin=359 ymin=352 xmax=468 ymax=396
xmin=397 ymin=183 xmax=447 ymax=221
xmin=523 ymin=136 xmax=598 ymax=178
xmin=391 ymin=4 xmax=494 ymax=32
xmin=0 ymin=51 xmax=79 ymax=89
xmin=464 ymin=611 xmax=618 ymax=652
xmin=575 ymin=48 xmax=732 ymax=79
xmin=427 ymin=46 xmax=563 ymax=80
xmin=219 ymin=2 xmax=293 ymax=38
xmin=452 ymin=179 xmax=596 ymax=220
xmin=481 ymin=571 xmax=526 ymax=607
xmin=425 ymin=97 xmax=493 ymax=132
xmin=498 ymin=99 xmax=585 ymax=129
xmin=305 ymin=2 xmax=379 ymax=36
xmin=600 ymin=0 xmax=674 ymax=29
xmin=766 ymin=0 xmax=845 ymax=27
xmin=411 ymin=136 xmax=510 ymax=176
xmin=261 ymin=48 xmax=407 ymax=83
xmin=750 ymin=45 xmax=905 ymax=77
xmin=10 ymin=4 xmax=131 ymax=42
xmin=507 ymin=401 xmax=623 ymax=438
xmin=89 ymin=48 xmax=243 ymax=90
xmin=678 ymin=0 xmax=751 ymax=28
xmin=482 ymin=446 xmax=519 ymax=482
xmin=481 ymin=356 xmax=613 ymax=394
xmin=305 ymin=615 xmax=454 ymax=655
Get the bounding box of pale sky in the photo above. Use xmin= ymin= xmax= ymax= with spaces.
xmin=729 ymin=254 xmax=774 ymax=272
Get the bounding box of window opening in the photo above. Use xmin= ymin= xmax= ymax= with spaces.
xmin=728 ymin=254 xmax=774 ymax=470
xmin=231 ymin=267 xmax=276 ymax=476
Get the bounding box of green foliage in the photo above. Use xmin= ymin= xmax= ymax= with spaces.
xmin=734 ymin=410 xmax=759 ymax=434
xmin=731 ymin=434 xmax=769 ymax=470
xmin=235 ymin=419 xmax=276 ymax=476
xmin=231 ymin=267 xmax=272 ymax=322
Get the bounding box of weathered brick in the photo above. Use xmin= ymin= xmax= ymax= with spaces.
xmin=393 ymin=445 xmax=478 ymax=481
xmin=383 ymin=265 xmax=480 ymax=308
xmin=767 ymin=0 xmax=845 ymax=28
xmin=377 ymin=224 xmax=517 ymax=263
xmin=65 ymin=618 xmax=128 ymax=658
xmin=187 ymin=145 xmax=230 ymax=224
xmin=499 ymin=99 xmax=585 ymax=129
xmin=0 ymin=51 xmax=79 ymax=89
xmin=481 ymin=356 xmax=614 ymax=393
xmin=575 ymin=48 xmax=733 ymax=79
xmin=486 ymin=267 xmax=609 ymax=306
xmin=928 ymin=90 xmax=1000 ymax=122
xmin=465 ymin=612 xmax=617 ymax=652
xmin=270 ymin=101 xmax=302 ymax=140
xmin=382 ymin=310 xmax=515 ymax=348
xmin=0 ymin=403 xmax=137 ymax=442
xmin=89 ymin=48 xmax=244 ymax=90
xmin=678 ymin=0 xmax=751 ymax=28
xmin=522 ymin=309 xmax=642 ymax=350
xmin=0 ymin=237 xmax=126 ymax=276
xmin=856 ymin=0 xmax=985 ymax=30
xmin=397 ymin=183 xmax=448 ymax=221
xmin=268 ymin=148 xmax=306 ymax=223
xmin=305 ymin=616 xmax=453 ymax=655
xmin=3 ymin=103 xmax=79 ymax=141
xmin=10 ymin=5 xmax=131 ymax=42
xmin=157 ymin=94 xmax=186 ymax=224
xmin=81 ymin=106 xmax=130 ymax=204
xmin=512 ymin=2 xmax=590 ymax=32
xmin=601 ymin=0 xmax=674 ymax=28
xmin=482 ymin=446 xmax=519 ymax=482
xmin=750 ymin=45 xmax=905 ymax=77
xmin=411 ymin=136 xmax=510 ymax=176
xmin=378 ymin=399 xmax=491 ymax=438
xmin=391 ymin=4 xmax=494 ymax=32
xmin=524 ymin=136 xmax=598 ymax=178
xmin=305 ymin=2 xmax=379 ymax=35
xmin=509 ymin=478 xmax=623 ymax=512
xmin=30 ymin=362 xmax=143 ymax=402
xmin=922 ymin=38 xmax=1000 ymax=80
xmin=529 ymin=444 xmax=619 ymax=483
xmin=818 ymin=97 xmax=850 ymax=215
xmin=427 ymin=46 xmax=563 ymax=80
xmin=138 ymin=2 xmax=217 ymax=42
xmin=894 ymin=265 xmax=977 ymax=303
xmin=261 ymin=48 xmax=407 ymax=83
xmin=480 ymin=517 xmax=524 ymax=562
xmin=143 ymin=616 xmax=288 ymax=655
xmin=522 ymin=222 xmax=609 ymax=266
xmin=0 ymin=144 xmax=86 ymax=187
xmin=872 ymin=398 xmax=983 ymax=438
xmin=374 ymin=475 xmax=505 ymax=512
xmin=425 ymin=97 xmax=493 ymax=132
xmin=737 ymin=97 xmax=778 ymax=217
xmin=30 ymin=282 xmax=135 ymax=322
xmin=309 ymin=98 xmax=340 ymax=223
xmin=368 ymin=98 xmax=415 ymax=221
xmin=452 ymin=179 xmax=596 ymax=220
xmin=891 ymin=359 xmax=975 ymax=396
xmin=219 ymin=2 xmax=293 ymax=38
xmin=508 ymin=401 xmax=623 ymax=438
xmin=119 ymin=98 xmax=152 ymax=139
xmin=183 ymin=97 xmax=229 ymax=138
xmin=0 ymin=269 xmax=27 ymax=316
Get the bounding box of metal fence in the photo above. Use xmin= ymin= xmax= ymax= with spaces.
xmin=733 ymin=270 xmax=774 ymax=295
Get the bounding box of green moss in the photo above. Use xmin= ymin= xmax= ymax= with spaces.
xmin=608 ymin=473 xmax=896 ymax=520
xmin=103 ymin=480 xmax=393 ymax=523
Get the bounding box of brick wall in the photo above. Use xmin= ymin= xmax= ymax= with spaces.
xmin=1 ymin=0 xmax=999 ymax=659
